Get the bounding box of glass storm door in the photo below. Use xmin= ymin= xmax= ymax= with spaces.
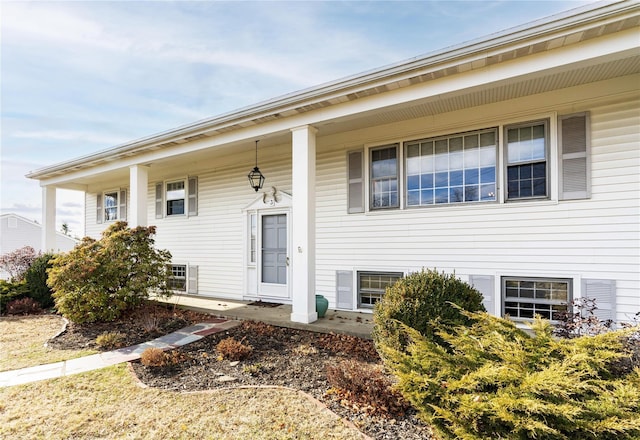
xmin=260 ymin=214 xmax=289 ymax=298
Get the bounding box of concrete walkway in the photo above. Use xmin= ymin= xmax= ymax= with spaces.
xmin=155 ymin=294 xmax=375 ymax=339
xmin=0 ymin=318 xmax=239 ymax=388
xmin=1 ymin=295 xmax=375 ymax=388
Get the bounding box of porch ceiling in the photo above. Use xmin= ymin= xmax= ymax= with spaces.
xmin=27 ymin=2 xmax=640 ymax=186
xmin=315 ymin=54 xmax=640 ymax=137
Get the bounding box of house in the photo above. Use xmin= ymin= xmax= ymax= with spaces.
xmin=26 ymin=1 xmax=640 ymax=325
xmin=0 ymin=213 xmax=79 ymax=279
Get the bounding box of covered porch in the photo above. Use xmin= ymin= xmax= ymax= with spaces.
xmin=153 ymin=294 xmax=374 ymax=339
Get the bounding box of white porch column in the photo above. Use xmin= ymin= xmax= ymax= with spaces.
xmin=129 ymin=165 xmax=149 ymax=227
xmin=41 ymin=186 xmax=57 ymax=252
xmin=290 ymin=125 xmax=318 ymax=324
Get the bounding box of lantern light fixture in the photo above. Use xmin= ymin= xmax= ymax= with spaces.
xmin=248 ymin=140 xmax=265 ymax=192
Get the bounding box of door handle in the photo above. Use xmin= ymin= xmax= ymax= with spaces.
xmin=286 ymin=257 xmax=290 ymax=266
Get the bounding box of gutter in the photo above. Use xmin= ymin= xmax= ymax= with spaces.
xmin=26 ymin=0 xmax=636 ymax=180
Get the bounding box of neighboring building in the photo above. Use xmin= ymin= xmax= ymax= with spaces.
xmin=0 ymin=213 xmax=79 ymax=279
xmin=26 ymin=1 xmax=640 ymax=325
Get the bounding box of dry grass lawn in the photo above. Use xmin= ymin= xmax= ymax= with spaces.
xmin=0 ymin=315 xmax=95 ymax=371
xmin=0 ymin=315 xmax=366 ymax=439
xmin=0 ymin=365 xmax=365 ymax=439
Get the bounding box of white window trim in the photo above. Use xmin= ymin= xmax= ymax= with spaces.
xmin=101 ymin=188 xmax=127 ymax=223
xmin=168 ymin=263 xmax=188 ymax=292
xmin=352 ymin=268 xmax=407 ymax=312
xmin=368 ymin=144 xmax=401 ymax=211
xmin=168 ymin=263 xmax=198 ymax=294
xmin=503 ymin=119 xmax=550 ymax=202
xmin=502 ymin=275 xmax=573 ymax=323
xmin=489 ymin=270 xmax=581 ymax=328
xmin=404 ymin=127 xmax=500 ymax=208
xmin=359 ymin=111 xmax=559 ymax=214
xmin=156 ymin=176 xmax=198 ymax=219
xmin=165 ymin=179 xmax=187 ymax=217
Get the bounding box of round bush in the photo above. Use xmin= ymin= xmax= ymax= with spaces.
xmin=24 ymin=252 xmax=56 ymax=309
xmin=373 ymin=269 xmax=485 ymax=351
xmin=48 ymin=222 xmax=172 ymax=323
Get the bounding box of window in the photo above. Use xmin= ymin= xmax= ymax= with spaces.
xmin=348 ymin=150 xmax=364 ymax=213
xmin=156 ymin=177 xmax=198 ymax=218
xmin=358 ymin=271 xmax=403 ymax=308
xmin=505 ymin=121 xmax=548 ymax=200
xmin=351 ymin=114 xmax=584 ymax=214
xmin=370 ymin=145 xmax=399 ymax=209
xmin=168 ymin=264 xmax=187 ymax=291
xmin=249 ymin=213 xmax=257 ymax=264
xmin=96 ymin=189 xmax=127 ymax=224
xmin=104 ymin=192 xmax=119 ymax=221
xmin=166 ymin=181 xmax=185 ymax=216
xmin=406 ymin=129 xmax=497 ymax=206
xmin=502 ymin=276 xmax=571 ymax=322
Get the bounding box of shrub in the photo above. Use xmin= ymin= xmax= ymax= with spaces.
xmin=553 ymin=297 xmax=615 ymax=338
xmin=216 ymin=337 xmax=253 ymax=361
xmin=243 ymin=363 xmax=265 ymax=376
xmin=326 ymin=359 xmax=410 ymax=417
xmin=373 ymin=269 xmax=485 ymax=352
xmin=140 ymin=347 xmax=167 ymax=367
xmin=378 ymin=309 xmax=640 ymax=439
xmin=48 ymin=222 xmax=173 ymax=323
xmin=317 ymin=333 xmax=379 ymax=362
xmin=0 ymin=246 xmax=39 ymax=282
xmin=95 ymin=332 xmax=127 ymax=350
xmin=0 ymin=280 xmax=30 ymax=314
xmin=24 ymin=252 xmax=56 ymax=309
xmin=6 ymin=297 xmax=41 ymax=315
xmin=140 ymin=347 xmax=187 ymax=367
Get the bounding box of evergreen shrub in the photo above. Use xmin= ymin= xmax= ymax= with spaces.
xmin=377 ymin=310 xmax=640 ymax=440
xmin=372 ymin=269 xmax=485 ymax=351
xmin=95 ymin=331 xmax=127 ymax=350
xmin=24 ymin=252 xmax=56 ymax=309
xmin=48 ymin=222 xmax=173 ymax=323
xmin=0 ymin=280 xmax=29 ymax=314
xmin=6 ymin=297 xmax=41 ymax=315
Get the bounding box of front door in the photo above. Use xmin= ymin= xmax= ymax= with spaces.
xmin=259 ymin=213 xmax=289 ymax=298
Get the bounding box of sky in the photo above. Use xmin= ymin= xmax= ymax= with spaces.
xmin=1 ymin=0 xmax=597 ymax=238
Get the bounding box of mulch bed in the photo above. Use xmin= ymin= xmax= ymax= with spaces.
xmin=47 ymin=303 xmax=434 ymax=439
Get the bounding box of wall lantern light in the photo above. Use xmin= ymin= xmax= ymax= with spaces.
xmin=248 ymin=140 xmax=265 ymax=192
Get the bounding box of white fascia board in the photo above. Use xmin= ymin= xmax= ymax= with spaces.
xmin=37 ymin=28 xmax=639 ymax=188
xmin=29 ymin=1 xmax=639 ymax=182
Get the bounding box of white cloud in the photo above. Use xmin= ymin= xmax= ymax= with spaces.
xmin=1 ymin=0 xmax=596 ymax=242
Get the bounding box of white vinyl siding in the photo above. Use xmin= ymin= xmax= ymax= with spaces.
xmin=80 ymin=79 xmax=639 ymax=323
xmin=314 ymin=93 xmax=639 ymax=321
xmin=149 ymin=149 xmax=293 ymax=300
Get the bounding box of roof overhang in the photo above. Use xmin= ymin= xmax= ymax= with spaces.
xmin=27 ymin=0 xmax=640 ymax=184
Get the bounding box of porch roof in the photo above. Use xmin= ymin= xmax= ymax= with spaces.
xmin=27 ymin=0 xmax=640 ymax=184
